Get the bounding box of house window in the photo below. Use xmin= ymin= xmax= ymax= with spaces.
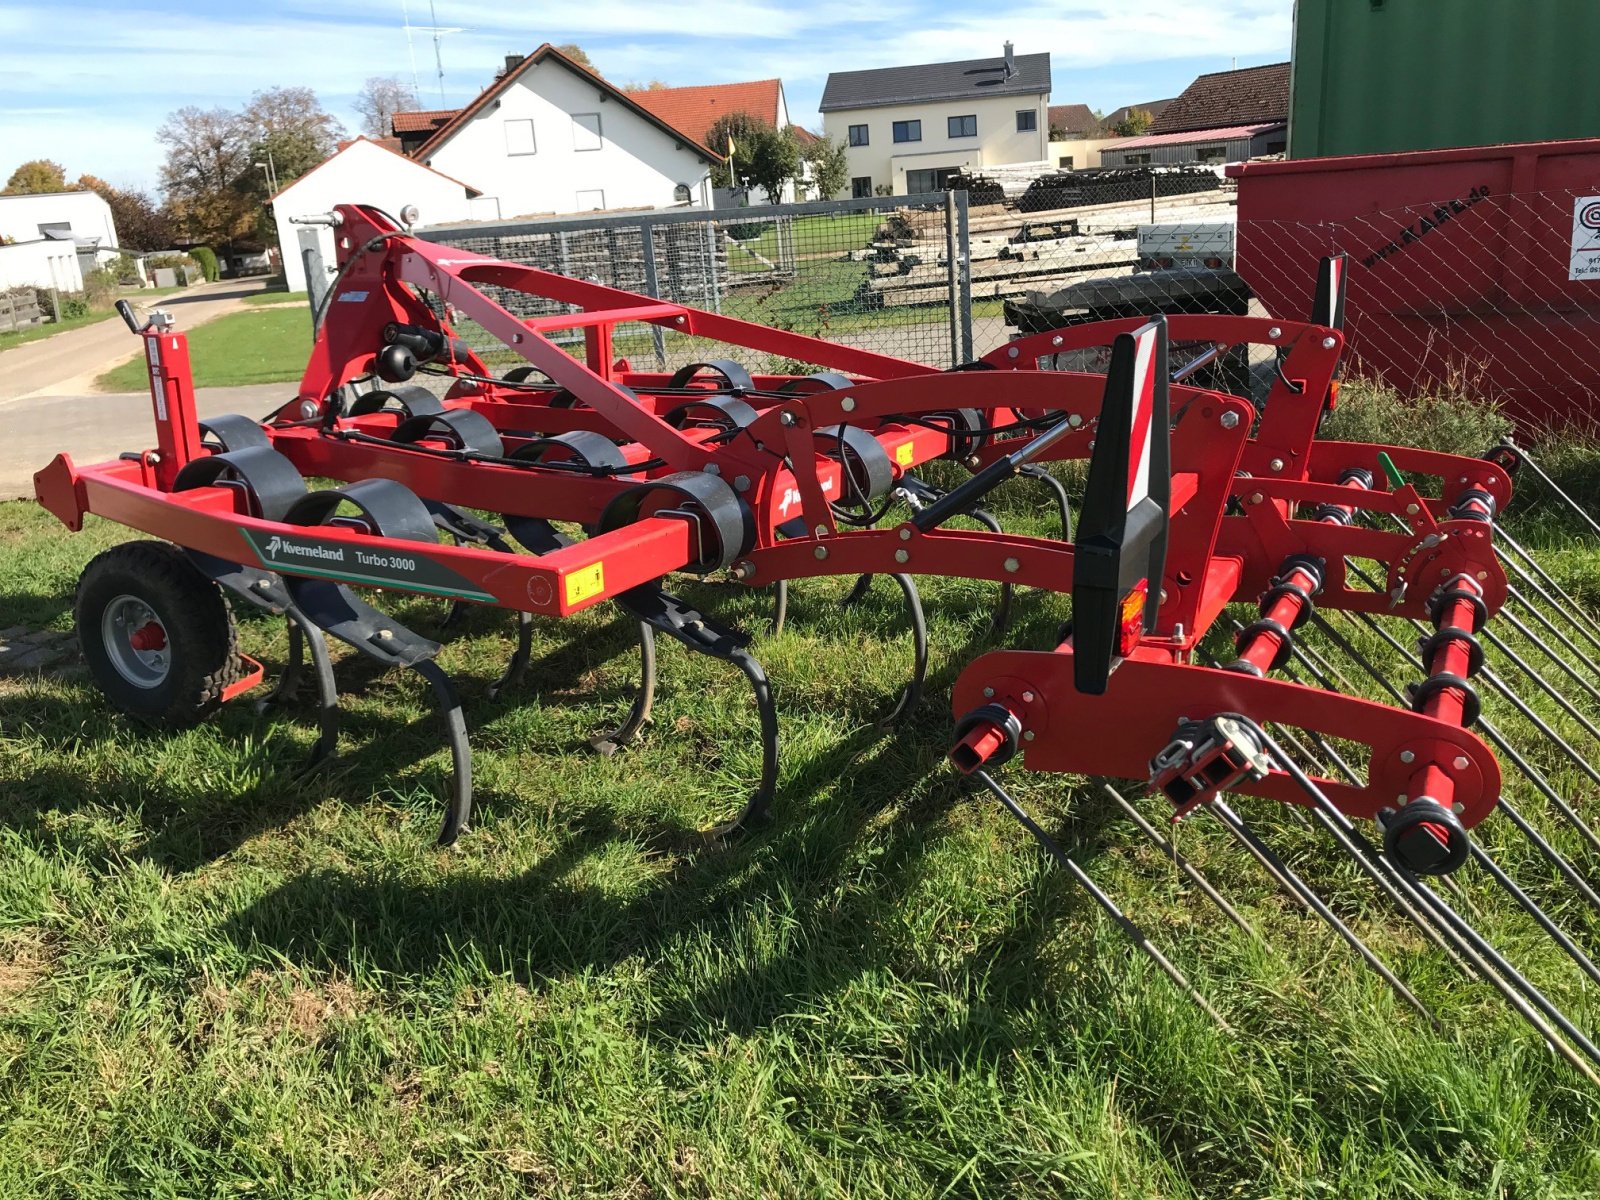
xmin=1194 ymin=145 xmax=1226 ymax=164
xmin=892 ymin=120 xmax=921 ymax=143
xmin=673 ymin=183 xmax=692 ymax=203
xmin=947 ymin=114 xmax=977 ymax=138
xmin=504 ymin=119 xmax=536 ymax=156
xmin=1016 ymin=109 xmax=1037 ymax=132
xmin=851 ymin=176 xmax=873 ymax=199
xmin=848 ymin=124 xmax=869 ymax=146
xmin=1057 ymin=155 xmax=1074 ymax=169
xmin=573 ymin=113 xmax=603 ymax=151
xmin=1125 ymin=152 xmax=1152 ymax=165
xmin=576 ymin=189 xmax=605 ymax=210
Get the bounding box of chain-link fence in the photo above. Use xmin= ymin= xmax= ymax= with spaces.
xmin=1238 ymin=188 xmax=1600 ymax=426
xmin=419 ymin=193 xmax=974 ymax=374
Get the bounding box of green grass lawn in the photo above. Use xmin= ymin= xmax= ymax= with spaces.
xmin=95 ymin=306 xmax=312 ymax=391
xmin=241 ymin=289 xmax=310 ymax=307
xmin=0 ymin=307 xmax=115 ymax=351
xmin=4 ymin=388 xmax=1600 ymax=1195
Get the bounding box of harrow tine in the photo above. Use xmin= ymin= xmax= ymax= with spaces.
xmin=1498 ymin=438 xmax=1600 ymax=537
xmin=1320 ymin=602 xmax=1600 ymax=861
xmin=1493 ymin=533 xmax=1600 ymax=662
xmin=975 ymin=770 xmax=1234 ymax=1033
xmin=281 ymin=616 xmax=341 ymax=767
xmin=770 ymin=579 xmax=789 ymax=638
xmin=1097 ymin=783 xmax=1261 ymax=942
xmin=1496 ymin=797 xmax=1600 ymax=915
xmin=1501 ymin=584 xmax=1600 ymax=691
xmin=1227 ymin=714 xmax=1600 ymax=1087
xmin=1204 ymin=797 xmax=1441 ymax=1029
xmin=1488 ymin=606 xmax=1600 ymax=708
xmin=1263 ymin=636 xmax=1597 ymax=972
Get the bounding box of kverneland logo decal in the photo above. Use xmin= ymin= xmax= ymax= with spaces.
xmin=242 ymin=529 xmax=494 ymax=602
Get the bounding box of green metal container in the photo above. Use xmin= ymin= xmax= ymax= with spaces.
xmin=1291 ymin=0 xmax=1600 ymax=159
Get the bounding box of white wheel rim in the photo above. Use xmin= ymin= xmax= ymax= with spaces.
xmin=102 ymin=594 xmax=171 ymax=687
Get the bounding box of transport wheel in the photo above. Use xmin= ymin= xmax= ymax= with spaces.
xmin=75 ymin=541 xmax=242 ymax=728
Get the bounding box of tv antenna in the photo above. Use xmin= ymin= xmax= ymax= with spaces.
xmin=401 ymin=0 xmax=466 ymax=103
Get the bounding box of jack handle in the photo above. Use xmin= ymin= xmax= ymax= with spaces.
xmin=115 ymin=299 xmax=149 ymax=335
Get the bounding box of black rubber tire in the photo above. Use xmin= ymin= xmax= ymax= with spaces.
xmin=74 ymin=540 xmax=243 ymax=729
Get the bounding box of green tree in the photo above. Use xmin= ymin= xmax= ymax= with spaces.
xmin=79 ymin=175 xmax=174 ymax=251
xmin=157 ymin=105 xmax=256 ymax=249
xmin=745 ymin=126 xmax=801 ymax=204
xmin=803 ymin=134 xmax=849 ymax=200
xmin=556 ymin=44 xmax=596 ymax=72
xmin=1113 ymin=107 xmax=1155 ymax=137
xmin=707 ymin=111 xmax=770 ymax=189
xmin=3 ymin=159 xmax=70 ymax=195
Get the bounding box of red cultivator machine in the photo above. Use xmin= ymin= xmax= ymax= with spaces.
xmin=34 ymin=205 xmax=1600 ymax=1079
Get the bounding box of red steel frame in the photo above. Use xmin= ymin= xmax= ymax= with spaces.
xmin=33 ymin=204 xmax=1512 ymax=832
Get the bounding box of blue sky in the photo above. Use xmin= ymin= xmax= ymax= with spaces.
xmin=0 ymin=1 xmax=1291 ymax=195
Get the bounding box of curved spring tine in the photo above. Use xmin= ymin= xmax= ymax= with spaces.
xmin=1500 ymin=439 xmax=1600 ymax=537
xmin=486 ymin=610 xmax=535 ymax=702
xmin=966 ymin=507 xmax=1014 ymax=633
xmin=260 ymin=616 xmax=341 ymax=769
xmin=1018 ymin=464 xmax=1073 ymax=540
xmin=840 ymin=574 xmax=874 ymax=609
xmin=590 ymin=622 xmax=658 ymax=756
xmin=875 ymin=573 xmax=929 ymax=729
xmin=702 ymin=649 xmax=779 ymax=839
xmin=411 ymin=659 xmax=473 ymax=846
xmin=770 ymin=579 xmax=789 ymax=638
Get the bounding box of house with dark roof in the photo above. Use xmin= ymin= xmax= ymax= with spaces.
xmin=820 ymin=42 xmax=1051 ymax=197
xmin=406 ymin=45 xmax=721 ymax=220
xmin=391 ymin=108 xmax=460 ymax=156
xmin=1047 ymin=104 xmax=1098 ymax=138
xmin=1102 ymin=98 xmax=1175 ymax=133
xmin=1101 ymin=63 xmax=1288 ymax=168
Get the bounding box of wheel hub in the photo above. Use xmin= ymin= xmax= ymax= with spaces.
xmin=103 ymin=595 xmax=171 ymax=687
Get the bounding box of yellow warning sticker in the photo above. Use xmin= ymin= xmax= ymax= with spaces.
xmin=895 ymin=442 xmax=915 ymax=466
xmin=564 ymin=563 xmax=606 ymax=607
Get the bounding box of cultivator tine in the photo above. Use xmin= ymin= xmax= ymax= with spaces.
xmin=412 ymin=659 xmax=474 ymax=845
xmin=974 ymin=770 xmax=1234 ymax=1033
xmin=489 ymin=612 xmax=536 ymax=703
xmin=611 ymin=584 xmax=779 ymax=835
xmin=1018 ymin=465 xmax=1073 ymax=540
xmin=1097 ymin=783 xmax=1260 ymax=942
xmin=876 ymin=574 xmax=928 ymax=727
xmin=769 ymin=579 xmax=789 ymax=638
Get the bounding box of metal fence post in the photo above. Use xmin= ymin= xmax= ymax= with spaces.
xmin=945 ymin=189 xmax=961 ymax=367
xmin=956 ymin=189 xmax=974 ymax=363
xmin=639 ymin=216 xmax=668 ymax=368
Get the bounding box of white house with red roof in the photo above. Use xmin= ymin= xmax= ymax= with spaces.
xmin=268 ymin=137 xmax=485 ymax=293
xmin=406 ymin=46 xmax=720 ymax=221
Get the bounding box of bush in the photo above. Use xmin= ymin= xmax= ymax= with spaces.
xmin=79 ymin=267 xmax=119 ymax=307
xmin=1321 ymin=377 xmax=1513 ymax=458
xmin=58 ymin=296 xmax=91 ymax=320
xmin=191 ymin=246 xmax=219 ymax=282
xmin=110 ymin=253 xmax=143 ymax=286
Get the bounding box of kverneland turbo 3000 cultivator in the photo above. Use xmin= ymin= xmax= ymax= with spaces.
xmin=34 ymin=205 xmax=1600 ymax=1078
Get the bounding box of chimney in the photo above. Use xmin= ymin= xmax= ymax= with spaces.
xmin=505 ymin=53 xmax=526 ymax=74
xmin=1003 ymin=41 xmax=1015 ymax=79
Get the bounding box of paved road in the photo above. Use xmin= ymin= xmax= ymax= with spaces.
xmin=0 ymin=382 xmax=300 ymax=501
xmin=0 ymin=279 xmax=275 ymax=403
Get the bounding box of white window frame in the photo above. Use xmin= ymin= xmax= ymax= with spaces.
xmin=573 ymin=113 xmax=603 ymax=152
xmin=575 ymin=189 xmax=606 ymax=210
xmin=504 ymin=119 xmax=536 ymax=156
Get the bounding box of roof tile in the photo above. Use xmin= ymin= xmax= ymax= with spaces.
xmin=820 ymin=52 xmax=1050 ymax=112
xmin=631 ymin=80 xmax=781 ymax=147
xmin=1148 ymin=63 xmax=1289 ymax=135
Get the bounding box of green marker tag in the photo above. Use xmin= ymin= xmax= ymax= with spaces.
xmin=1376 ymin=451 xmax=1405 ymax=490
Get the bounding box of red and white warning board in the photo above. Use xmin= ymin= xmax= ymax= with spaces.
xmin=1572 ymin=196 xmax=1600 ymax=282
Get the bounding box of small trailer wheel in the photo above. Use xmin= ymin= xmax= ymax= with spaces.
xmin=75 ymin=541 xmax=243 ymax=728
